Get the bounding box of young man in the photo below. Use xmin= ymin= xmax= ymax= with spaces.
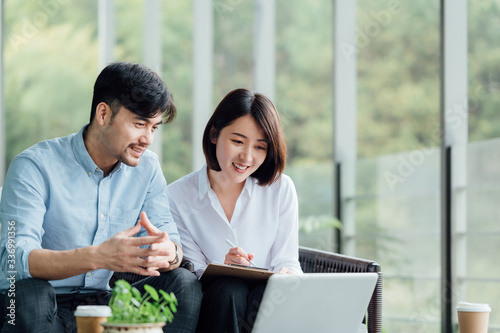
xmin=0 ymin=62 xmax=202 ymax=332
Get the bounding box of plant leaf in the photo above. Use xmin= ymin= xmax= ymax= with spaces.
xmin=115 ymin=279 xmax=132 ymax=291
xmin=131 ymin=297 xmax=141 ymax=308
xmin=144 ymin=284 xmax=159 ymax=301
xmin=109 ymin=280 xmax=177 ymax=324
xmin=131 ymin=286 xmax=142 ymax=300
xmin=170 ymin=292 xmax=178 ymax=305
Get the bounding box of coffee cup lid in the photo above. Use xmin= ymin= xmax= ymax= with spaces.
xmin=456 ymin=301 xmax=491 ymax=312
xmin=74 ymin=305 xmax=112 ymax=317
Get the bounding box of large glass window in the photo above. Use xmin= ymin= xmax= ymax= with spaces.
xmin=352 ymin=151 xmax=441 ymax=332
xmin=462 ymin=4 xmax=500 ymax=331
xmin=468 ymin=2 xmax=500 ymax=142
xmin=4 ymin=1 xmax=98 ymax=167
xmin=355 ymin=1 xmax=440 ymax=331
xmin=213 ymin=0 xmax=253 ymax=101
xmin=275 ymin=0 xmax=335 ymax=250
xmin=114 ymin=0 xmax=142 ymax=62
xmin=356 ymin=0 xmax=440 ymax=158
xmin=452 ymin=140 xmax=500 ymax=331
xmin=103 ymin=1 xmax=193 ymax=183
xmin=161 ymin=1 xmax=193 ymax=183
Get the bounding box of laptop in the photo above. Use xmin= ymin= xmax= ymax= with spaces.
xmin=251 ymin=272 xmax=378 ymax=333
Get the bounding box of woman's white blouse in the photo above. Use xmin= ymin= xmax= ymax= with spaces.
xmin=166 ymin=165 xmax=302 ymax=277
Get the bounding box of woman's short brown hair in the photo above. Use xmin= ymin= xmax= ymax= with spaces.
xmin=202 ymin=88 xmax=286 ymax=186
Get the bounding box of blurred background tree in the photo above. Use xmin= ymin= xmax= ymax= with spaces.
xmin=4 ymin=0 xmax=500 ymax=177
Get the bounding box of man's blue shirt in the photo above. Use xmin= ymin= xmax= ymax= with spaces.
xmin=0 ymin=125 xmax=179 ymax=294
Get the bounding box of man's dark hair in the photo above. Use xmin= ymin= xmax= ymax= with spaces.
xmin=90 ymin=62 xmax=176 ymax=123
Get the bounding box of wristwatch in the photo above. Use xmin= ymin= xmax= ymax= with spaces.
xmin=168 ymin=242 xmax=180 ymax=265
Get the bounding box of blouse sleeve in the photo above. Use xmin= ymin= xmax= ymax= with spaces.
xmin=166 ymin=185 xmax=210 ymax=278
xmin=270 ymin=175 xmax=303 ymax=274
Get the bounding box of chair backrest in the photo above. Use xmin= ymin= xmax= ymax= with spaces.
xmin=298 ymin=246 xmax=383 ymax=333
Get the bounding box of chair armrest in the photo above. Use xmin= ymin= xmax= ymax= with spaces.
xmin=299 ymin=246 xmax=380 ymax=273
xmin=299 ymin=246 xmax=383 ymax=333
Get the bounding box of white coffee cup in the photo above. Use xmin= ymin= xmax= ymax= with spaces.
xmin=74 ymin=305 xmax=112 ymax=333
xmin=456 ymin=301 xmax=491 ymax=333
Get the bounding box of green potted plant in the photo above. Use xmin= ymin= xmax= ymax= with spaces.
xmin=102 ymin=279 xmax=178 ymax=333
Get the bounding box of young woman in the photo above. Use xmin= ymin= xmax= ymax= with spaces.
xmin=167 ymin=88 xmax=302 ymax=332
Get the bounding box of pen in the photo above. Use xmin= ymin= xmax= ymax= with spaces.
xmin=225 ymin=239 xmax=257 ymax=267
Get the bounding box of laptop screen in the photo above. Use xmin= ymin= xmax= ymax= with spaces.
xmin=251 ymin=272 xmax=378 ymax=333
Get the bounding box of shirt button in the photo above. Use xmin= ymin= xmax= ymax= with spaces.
xmin=87 ymin=272 xmax=92 ymax=277
xmin=88 ymin=171 xmax=92 ymax=176
xmin=100 ymin=214 xmax=105 ymax=218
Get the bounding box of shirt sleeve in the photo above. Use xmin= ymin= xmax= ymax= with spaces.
xmin=174 ymin=218 xmax=209 ymax=278
xmin=137 ymin=155 xmax=180 ymax=245
xmin=0 ymin=155 xmax=47 ymax=281
xmin=270 ymin=175 xmax=303 ymax=274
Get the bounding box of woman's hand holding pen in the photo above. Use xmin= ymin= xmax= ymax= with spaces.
xmin=224 ymin=239 xmax=256 ymax=267
xmin=224 ymin=246 xmax=255 ymax=266
xmin=223 ymin=239 xmax=295 ymax=273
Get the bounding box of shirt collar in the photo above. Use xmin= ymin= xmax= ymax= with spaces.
xmin=71 ymin=124 xmax=122 ymax=177
xmin=198 ymin=164 xmax=255 ymax=200
xmin=198 ymin=165 xmax=210 ymax=201
xmin=242 ymin=174 xmax=255 ymax=197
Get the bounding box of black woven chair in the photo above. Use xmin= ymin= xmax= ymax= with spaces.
xmin=298 ymin=246 xmax=382 ymax=333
